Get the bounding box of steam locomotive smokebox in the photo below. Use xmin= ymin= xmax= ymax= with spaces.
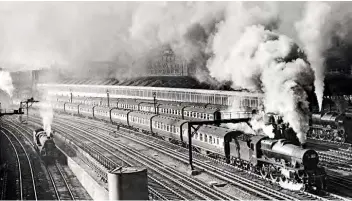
xmin=108 ymin=166 xmax=148 ymax=200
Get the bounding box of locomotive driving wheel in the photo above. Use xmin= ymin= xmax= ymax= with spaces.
xmin=260 ymin=165 xmax=269 ymax=178
xmin=269 ymin=165 xmax=280 ymax=182
xmin=335 ymin=130 xmax=346 ymax=143
xmin=296 ymin=171 xmax=308 ymax=183
xmin=325 ymin=130 xmax=334 ymax=141
xmin=318 ymin=130 xmax=325 ymax=140
xmin=310 ymin=129 xmax=318 ymax=139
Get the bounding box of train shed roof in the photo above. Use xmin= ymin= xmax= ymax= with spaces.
xmin=45 ymin=76 xmax=250 ymax=92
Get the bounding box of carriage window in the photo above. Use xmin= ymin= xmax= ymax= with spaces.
xmin=209 ymin=136 xmax=213 ymax=144
xmin=200 ymin=133 xmax=203 ymax=141
xmin=176 ymin=128 xmax=179 ymax=134
xmin=217 ymin=138 xmax=220 ymax=145
xmin=194 ymin=133 xmax=198 ymax=139
xmin=205 ymin=134 xmax=208 ymax=143
xmin=167 ymin=125 xmax=170 ymax=132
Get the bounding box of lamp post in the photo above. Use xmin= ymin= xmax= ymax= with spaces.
xmin=152 ymin=92 xmax=157 ymax=114
xmin=70 ymin=89 xmax=73 ymax=103
xmin=107 ymin=89 xmax=110 ymax=107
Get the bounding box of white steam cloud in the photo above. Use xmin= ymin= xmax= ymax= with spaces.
xmin=295 ymin=2 xmax=332 ymax=111
xmin=206 ymin=4 xmax=313 ymax=144
xmin=0 ymin=70 xmax=14 ymax=97
xmin=39 ymin=101 xmax=53 ymax=137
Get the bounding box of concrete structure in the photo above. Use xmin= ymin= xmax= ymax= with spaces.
xmin=108 ymin=167 xmax=148 ymax=200
xmin=54 ymin=136 xmax=109 ymax=200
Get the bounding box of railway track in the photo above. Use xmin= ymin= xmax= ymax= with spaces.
xmin=56 ymin=117 xmax=295 ymax=200
xmin=27 ymin=117 xmax=188 ymax=200
xmin=46 ymin=162 xmax=75 ymax=200
xmin=52 ymin=113 xmax=349 ymax=201
xmin=0 ymin=126 xmax=37 ymax=200
xmin=1 ymin=119 xmax=77 ymax=200
xmin=0 ymin=163 xmax=8 ymax=200
xmin=318 ymin=151 xmax=352 ymax=172
xmin=29 ymin=115 xmax=240 ymax=200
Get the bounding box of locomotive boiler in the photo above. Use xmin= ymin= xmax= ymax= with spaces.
xmin=308 ymin=112 xmax=352 ymax=143
xmin=33 ymin=128 xmax=56 ymax=161
xmin=228 ymin=134 xmax=326 ymax=192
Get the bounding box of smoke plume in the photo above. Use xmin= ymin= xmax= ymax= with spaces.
xmin=295 ymin=2 xmax=332 ymax=112
xmin=0 ymin=70 xmax=14 ymax=97
xmin=206 ymin=2 xmax=314 ymax=143
xmin=39 ymin=101 xmax=53 ymax=137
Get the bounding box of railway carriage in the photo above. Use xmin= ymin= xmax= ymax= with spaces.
xmin=157 ymin=104 xmax=183 ymax=118
xmin=64 ymin=103 xmax=79 ymax=114
xmin=72 ymin=97 xmax=87 ymax=104
xmin=150 ymin=115 xmax=186 ymax=140
xmin=93 ymin=106 xmax=111 ymax=121
xmin=55 ymin=96 xmax=71 ymax=103
xmin=127 ymin=111 xmax=156 ymax=131
xmin=181 ymin=125 xmax=226 ymax=157
xmin=110 ymin=108 xmax=130 ymax=125
xmin=183 ymin=106 xmax=220 ymax=121
xmin=117 ymin=99 xmax=140 ymax=110
xmin=52 ymin=101 xmax=65 ymax=111
xmin=139 ymin=102 xmax=160 ymax=113
xmin=78 ymin=104 xmax=94 ymax=118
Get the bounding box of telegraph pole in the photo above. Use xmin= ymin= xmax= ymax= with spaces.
xmin=152 ymin=92 xmax=157 ymax=114
xmin=70 ymin=89 xmax=73 ymax=103
xmin=107 ymin=89 xmax=110 ymax=107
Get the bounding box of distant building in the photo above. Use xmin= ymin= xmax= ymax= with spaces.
xmin=147 ymin=48 xmax=190 ymax=76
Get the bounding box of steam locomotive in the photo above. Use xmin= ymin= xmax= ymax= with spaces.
xmin=48 ymin=101 xmax=326 ymax=192
xmin=308 ymin=112 xmax=352 ymax=143
xmin=33 ymin=128 xmax=57 ymax=162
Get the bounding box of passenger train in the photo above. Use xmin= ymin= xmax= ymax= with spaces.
xmin=45 ymin=101 xmax=327 ymax=192
xmin=53 ymin=96 xmax=254 ymax=121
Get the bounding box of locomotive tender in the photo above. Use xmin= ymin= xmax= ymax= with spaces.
xmin=49 ymin=101 xmax=326 ymax=191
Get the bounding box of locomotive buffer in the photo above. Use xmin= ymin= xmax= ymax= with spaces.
xmin=187 ymin=118 xmax=251 ymax=170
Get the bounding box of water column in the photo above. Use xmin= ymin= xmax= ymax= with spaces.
xmin=108 ymin=167 xmax=148 ymax=200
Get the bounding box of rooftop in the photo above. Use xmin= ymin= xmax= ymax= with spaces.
xmin=44 ymin=76 xmax=248 ymax=91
